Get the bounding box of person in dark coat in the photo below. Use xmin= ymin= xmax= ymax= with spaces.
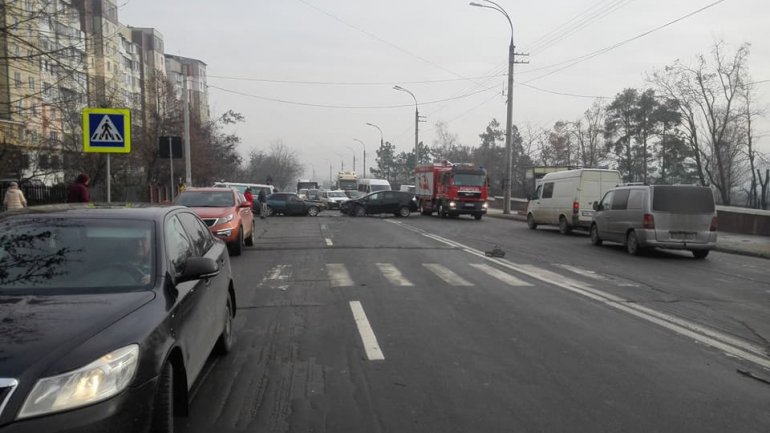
xmin=67 ymin=173 xmax=91 ymax=203
xmin=257 ymin=189 xmax=267 ymax=219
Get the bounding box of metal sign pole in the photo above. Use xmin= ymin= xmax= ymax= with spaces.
xmin=169 ymin=136 xmax=174 ymax=201
xmin=106 ymin=154 xmax=111 ymax=203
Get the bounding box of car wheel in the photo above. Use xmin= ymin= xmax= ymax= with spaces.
xmin=355 ymin=206 xmax=366 ymax=217
xmin=398 ymin=206 xmax=411 ymax=217
xmin=692 ymin=249 xmax=710 ymax=259
xmin=229 ymin=228 xmax=243 ymax=256
xmin=151 ymin=362 xmax=175 ymax=433
xmin=307 ymin=206 xmax=319 ymax=217
xmin=474 ymin=214 xmax=482 ymax=220
xmin=626 ymin=231 xmax=640 ymax=256
xmin=527 ymin=213 xmax=537 ymax=230
xmin=590 ymin=224 xmax=603 ymax=246
xmin=215 ymin=295 xmax=234 ymax=355
xmin=244 ymin=221 xmax=255 ymax=246
xmin=558 ymin=216 xmax=572 ymax=235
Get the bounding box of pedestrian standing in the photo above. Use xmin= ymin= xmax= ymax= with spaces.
xmin=257 ymin=189 xmax=267 ymax=219
xmin=243 ymin=187 xmax=255 ymax=209
xmin=67 ymin=173 xmax=91 ymax=203
xmin=3 ymin=182 xmax=27 ymax=210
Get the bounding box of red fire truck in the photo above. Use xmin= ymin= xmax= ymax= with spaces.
xmin=415 ymin=161 xmax=489 ymax=220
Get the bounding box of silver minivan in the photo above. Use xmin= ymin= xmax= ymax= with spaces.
xmin=590 ymin=185 xmax=718 ymax=258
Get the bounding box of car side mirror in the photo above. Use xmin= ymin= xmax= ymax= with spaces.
xmin=178 ymin=257 xmax=219 ymax=283
xmin=593 ymin=202 xmax=601 ymax=211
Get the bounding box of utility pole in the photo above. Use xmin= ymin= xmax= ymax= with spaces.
xmin=183 ymin=65 xmax=192 ymax=186
xmin=471 ymin=0 xmax=528 ymax=214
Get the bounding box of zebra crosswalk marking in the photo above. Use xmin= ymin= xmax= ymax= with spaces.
xmin=470 ymin=263 xmax=532 ymax=287
xmin=423 ymin=264 xmax=474 ymax=286
xmin=376 ymin=263 xmax=413 ymax=286
xmin=326 ymin=263 xmax=354 ymax=287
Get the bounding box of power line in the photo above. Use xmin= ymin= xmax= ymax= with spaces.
xmin=522 ymin=0 xmax=729 ymax=84
xmin=207 ymin=84 xmax=500 ymax=110
xmin=517 ymin=82 xmax=609 ymax=99
xmin=206 ymin=73 xmax=507 ymax=86
xmin=294 ymin=0 xmax=479 ymax=85
xmin=528 ymin=0 xmax=635 ymax=54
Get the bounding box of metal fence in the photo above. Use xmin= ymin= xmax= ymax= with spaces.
xmin=1 ymin=184 xmax=68 ymax=210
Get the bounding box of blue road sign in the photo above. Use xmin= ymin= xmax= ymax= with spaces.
xmin=82 ymin=108 xmax=131 ymax=153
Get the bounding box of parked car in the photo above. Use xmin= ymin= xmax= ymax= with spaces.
xmin=526 ymin=168 xmax=622 ymax=234
xmin=319 ymin=189 xmax=350 ymax=210
xmin=590 ymin=184 xmax=718 ymax=258
xmin=175 ymin=187 xmax=255 ymax=256
xmin=265 ymin=192 xmax=322 ymax=216
xmin=0 ymin=204 xmax=236 ymax=432
xmin=345 ymin=190 xmax=419 ymax=217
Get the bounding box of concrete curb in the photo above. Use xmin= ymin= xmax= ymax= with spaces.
xmin=487 ymin=210 xmax=770 ymax=260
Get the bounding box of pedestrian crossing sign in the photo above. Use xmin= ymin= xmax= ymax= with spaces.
xmin=82 ymin=108 xmax=131 ymax=153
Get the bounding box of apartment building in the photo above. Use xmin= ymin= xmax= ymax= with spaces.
xmin=165 ymin=54 xmax=210 ymax=124
xmin=0 ymin=0 xmax=86 ymax=182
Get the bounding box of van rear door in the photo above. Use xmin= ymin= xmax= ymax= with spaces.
xmin=650 ymin=186 xmax=715 ymax=244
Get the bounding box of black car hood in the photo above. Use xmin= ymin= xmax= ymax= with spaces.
xmin=0 ymin=291 xmax=155 ymax=378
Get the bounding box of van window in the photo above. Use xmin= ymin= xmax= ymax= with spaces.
xmin=627 ymin=190 xmax=645 ymax=210
xmin=652 ymin=186 xmax=715 ymax=213
xmin=542 ymin=182 xmax=554 ymax=199
xmin=612 ymin=189 xmax=630 ymax=210
xmin=600 ymin=191 xmax=614 ymax=210
xmin=534 ymin=184 xmax=542 ymax=199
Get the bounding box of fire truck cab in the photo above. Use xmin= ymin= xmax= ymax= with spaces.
xmin=415 ymin=161 xmax=489 ymax=220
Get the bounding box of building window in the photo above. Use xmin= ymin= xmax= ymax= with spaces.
xmin=43 ymin=82 xmax=52 ymax=97
xmin=14 ymin=72 xmax=22 ymax=88
xmin=31 ymin=104 xmax=37 ymax=115
xmin=50 ymin=131 xmax=59 ymax=142
xmin=16 ymin=100 xmax=23 ymax=113
xmin=29 ymin=76 xmax=35 ymax=91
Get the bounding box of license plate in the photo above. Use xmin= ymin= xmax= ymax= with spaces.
xmin=464 ymin=203 xmax=475 ymax=208
xmin=670 ymin=232 xmax=696 ymax=240
xmin=582 ymin=211 xmax=593 ymax=217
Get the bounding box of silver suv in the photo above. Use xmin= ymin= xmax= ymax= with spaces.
xmin=590 ymin=185 xmax=717 ymax=258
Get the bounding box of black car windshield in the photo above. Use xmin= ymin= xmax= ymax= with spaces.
xmin=176 ymin=191 xmax=234 ymax=207
xmin=328 ymin=192 xmax=347 ymax=198
xmin=370 ymin=185 xmax=389 ymax=192
xmin=0 ymin=218 xmax=155 ymax=291
xmin=453 ymin=173 xmax=486 ymax=187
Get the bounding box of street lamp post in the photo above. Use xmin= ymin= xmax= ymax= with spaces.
xmin=345 ymin=146 xmax=356 ymax=172
xmin=393 ymin=86 xmax=420 ymax=175
xmin=470 ymin=0 xmax=516 ymax=214
xmin=365 ymin=122 xmax=384 ymax=178
xmin=353 ymin=138 xmax=367 ymax=178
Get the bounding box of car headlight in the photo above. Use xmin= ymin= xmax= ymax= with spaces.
xmin=19 ymin=345 xmax=139 ymax=419
xmin=449 ymin=201 xmax=456 ymax=207
xmin=482 ymin=202 xmax=488 ymax=209
xmin=216 ymin=214 xmax=234 ymax=226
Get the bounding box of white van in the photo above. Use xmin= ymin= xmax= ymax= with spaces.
xmin=212 ymin=182 xmax=275 ymax=196
xmin=526 ymin=169 xmax=622 ymax=234
xmin=357 ymin=178 xmax=391 ymax=194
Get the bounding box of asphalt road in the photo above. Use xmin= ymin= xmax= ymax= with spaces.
xmin=181 ymin=211 xmax=770 ymax=433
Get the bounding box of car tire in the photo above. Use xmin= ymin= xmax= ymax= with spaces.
xmin=474 ymin=214 xmax=483 ymax=220
xmin=151 ymin=362 xmax=175 ymax=433
xmin=229 ymin=228 xmax=243 ymax=257
xmin=244 ymin=221 xmax=255 ymax=246
xmin=692 ymin=249 xmax=710 ymax=259
xmin=590 ymin=224 xmax=603 ymax=246
xmin=398 ymin=206 xmax=411 ymax=217
xmin=307 ymin=206 xmax=319 ymax=217
xmin=527 ymin=213 xmax=537 ymax=230
xmin=355 ymin=206 xmax=366 ymax=217
xmin=558 ymin=216 xmax=572 ymax=235
xmin=626 ymin=231 xmax=641 ymax=256
xmin=215 ymin=295 xmax=234 ymax=355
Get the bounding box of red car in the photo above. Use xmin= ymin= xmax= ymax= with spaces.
xmin=175 ymin=187 xmax=255 ymax=255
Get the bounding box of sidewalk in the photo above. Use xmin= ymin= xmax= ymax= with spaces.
xmin=486 ymin=208 xmax=770 ymax=259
